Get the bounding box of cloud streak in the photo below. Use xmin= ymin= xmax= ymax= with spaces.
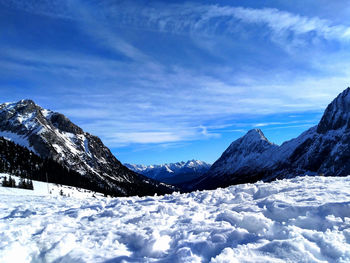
xmin=102 ymin=2 xmax=350 ymax=49
xmin=1 ymin=45 xmax=350 ymax=146
xmin=2 ymin=0 xmax=350 ymax=149
xmin=4 ymin=1 xmax=350 ymax=43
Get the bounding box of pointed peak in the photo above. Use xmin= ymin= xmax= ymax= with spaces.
xmin=246 ymin=128 xmax=263 ymax=135
xmin=0 ymin=99 xmax=41 ymax=114
xmin=244 ymin=128 xmax=269 ymax=141
xmin=339 ymin=86 xmax=350 ymax=97
xmin=330 ymin=87 xmax=350 ymax=107
xmin=18 ymin=99 xmax=36 ymax=105
xmin=185 ymin=159 xmax=199 ymax=164
xmin=8 ymin=99 xmax=38 ymax=109
xmin=317 ymin=87 xmax=350 ymax=133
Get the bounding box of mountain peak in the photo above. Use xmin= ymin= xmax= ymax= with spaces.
xmin=202 ymin=128 xmax=277 ymax=179
xmin=317 ymin=87 xmax=350 ymax=133
xmin=0 ymin=100 xmax=173 ymax=196
xmin=18 ymin=99 xmax=36 ymax=105
xmin=239 ymin=129 xmax=274 ymax=147
xmin=245 ymin=128 xmax=269 ymax=141
xmin=10 ymin=99 xmax=37 ymax=108
xmin=0 ymin=99 xmax=42 ymax=117
xmin=224 ymin=128 xmax=274 ymax=157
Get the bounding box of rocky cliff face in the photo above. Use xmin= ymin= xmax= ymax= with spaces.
xmin=317 ymin=88 xmax=350 ymax=134
xmin=0 ymin=99 xmax=173 ymax=196
xmin=194 ymin=87 xmax=350 ymax=190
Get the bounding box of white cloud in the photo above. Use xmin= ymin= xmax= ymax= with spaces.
xmin=3 ymin=1 xmax=350 ymax=146
xmin=3 ymin=45 xmax=350 ymax=146
xmin=5 ymin=1 xmax=350 ymax=43
xmin=230 ymin=7 xmax=348 ymax=40
xmin=102 ymin=3 xmax=350 ymax=45
xmin=108 ymin=132 xmax=183 ymax=144
xmin=253 ymin=120 xmax=316 ymax=128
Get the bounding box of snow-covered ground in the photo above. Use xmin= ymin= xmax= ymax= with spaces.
xmin=0 ymin=174 xmax=104 ymax=198
xmin=1 ymin=175 xmax=350 ymax=262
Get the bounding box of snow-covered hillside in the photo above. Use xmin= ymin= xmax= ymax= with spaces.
xmin=1 ymin=175 xmax=350 ymax=262
xmin=0 ymin=174 xmax=104 ymax=198
xmin=125 ymin=160 xmax=211 ymax=185
xmin=0 ymin=99 xmax=173 ymax=196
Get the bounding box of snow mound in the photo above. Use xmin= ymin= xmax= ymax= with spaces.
xmin=1 ymin=175 xmax=350 ymax=262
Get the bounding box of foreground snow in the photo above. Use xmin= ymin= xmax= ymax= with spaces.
xmin=1 ymin=176 xmax=350 ymax=262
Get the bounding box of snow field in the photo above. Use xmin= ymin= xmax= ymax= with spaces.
xmin=1 ymin=175 xmax=350 ymax=262
xmin=0 ymin=174 xmax=104 ymax=198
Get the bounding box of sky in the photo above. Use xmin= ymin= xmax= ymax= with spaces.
xmin=1 ymin=0 xmax=350 ymax=165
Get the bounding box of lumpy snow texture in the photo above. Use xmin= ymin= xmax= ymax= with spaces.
xmin=1 ymin=176 xmax=350 ymax=262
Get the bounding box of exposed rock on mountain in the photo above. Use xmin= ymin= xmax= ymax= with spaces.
xmin=0 ymin=99 xmax=173 ymax=196
xmin=194 ymin=87 xmax=350 ymax=190
xmin=0 ymin=136 xmax=116 ymax=195
xmin=206 ymin=129 xmax=277 ymax=178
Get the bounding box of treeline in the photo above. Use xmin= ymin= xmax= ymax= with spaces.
xmin=0 ymin=137 xmax=116 ymax=196
xmin=2 ymin=175 xmax=34 ymax=190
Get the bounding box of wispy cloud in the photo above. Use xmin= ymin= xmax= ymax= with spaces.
xmin=4 ymin=1 xmax=350 ymax=43
xmin=253 ymin=120 xmax=317 ymax=128
xmin=108 ymin=132 xmax=183 ymax=144
xmin=96 ymin=2 xmax=350 ymax=42
xmin=2 ymin=45 xmax=350 ymax=146
xmin=2 ymin=0 xmax=350 ymax=148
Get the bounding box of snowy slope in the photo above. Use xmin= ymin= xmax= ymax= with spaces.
xmin=125 ymin=160 xmax=211 ymax=184
xmin=0 ymin=99 xmax=173 ymax=196
xmin=206 ymin=129 xmax=277 ymax=178
xmin=0 ymin=174 xmax=104 ymax=198
xmin=196 ymin=87 xmax=350 ymax=190
xmin=1 ymin=175 xmax=350 ymax=262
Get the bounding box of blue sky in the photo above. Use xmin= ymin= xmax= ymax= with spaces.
xmin=1 ymin=0 xmax=350 ymax=165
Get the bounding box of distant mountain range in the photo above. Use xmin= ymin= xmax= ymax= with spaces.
xmin=125 ymin=160 xmax=211 ymax=185
xmin=2 ymin=87 xmax=350 ymax=195
xmin=193 ymin=87 xmax=350 ymax=190
xmin=0 ymin=100 xmax=173 ymax=196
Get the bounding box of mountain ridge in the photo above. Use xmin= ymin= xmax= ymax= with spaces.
xmin=125 ymin=160 xmax=211 ymax=185
xmin=0 ymin=99 xmax=173 ymax=196
xmin=193 ymin=87 xmax=350 ymax=190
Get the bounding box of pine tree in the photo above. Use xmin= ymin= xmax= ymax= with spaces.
xmin=27 ymin=179 xmax=34 ymax=190
xmin=8 ymin=176 xmax=16 ymax=188
xmin=18 ymin=177 xmax=26 ymax=189
xmin=2 ymin=176 xmax=8 ymax=187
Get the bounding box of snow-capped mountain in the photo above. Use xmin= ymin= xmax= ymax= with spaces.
xmin=0 ymin=136 xmax=122 ymax=195
xmin=194 ymin=87 xmax=350 ymax=190
xmin=205 ymin=129 xmax=277 ymax=178
xmin=0 ymin=99 xmax=173 ymax=196
xmin=125 ymin=160 xmax=211 ymax=185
